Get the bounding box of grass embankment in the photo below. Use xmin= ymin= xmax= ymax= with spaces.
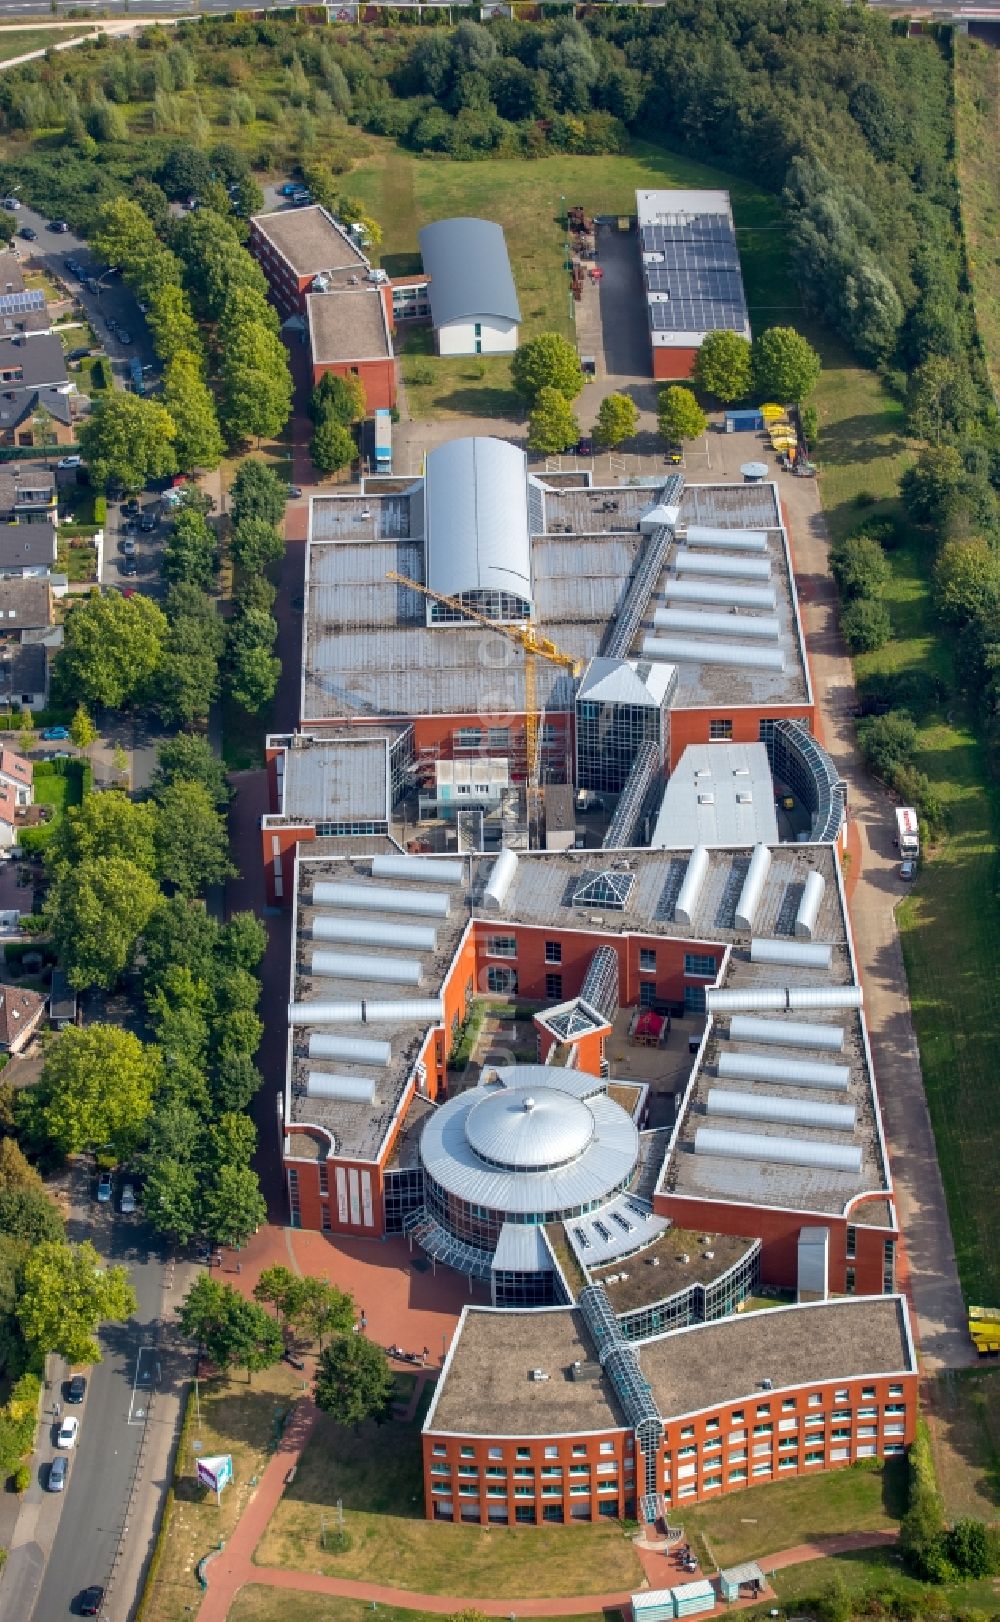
xmin=0 ymin=28 xmax=86 ymax=63
xmin=232 ymin=1599 xmax=614 ymax=1622
xmin=956 ymin=36 xmax=1000 ymax=399
xmin=348 ymin=137 xmax=798 ymax=420
xmin=682 ymin=1462 xmax=906 ymax=1568
xmin=253 ymin=1406 xmax=643 ymax=1600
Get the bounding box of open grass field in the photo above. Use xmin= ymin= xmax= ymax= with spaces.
xmin=253 ymin=1408 xmax=643 ymax=1600
xmin=346 ymin=136 xmax=800 ymax=420
xmin=809 ymin=334 xmax=913 ymax=543
xmin=681 ymin=1462 xmax=906 ymax=1569
xmin=925 ymin=1366 xmax=1000 ymax=1523
xmin=0 ymin=28 xmax=86 ymax=63
xmin=956 ymin=36 xmax=1000 ymax=399
xmin=743 ymin=1542 xmax=1000 ymax=1619
xmin=231 ymin=1598 xmax=612 ymax=1622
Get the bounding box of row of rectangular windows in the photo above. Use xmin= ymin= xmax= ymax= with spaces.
xmin=664 ymin=1387 xmax=907 ymax=1441
xmin=483 ymin=936 xmax=716 ymax=981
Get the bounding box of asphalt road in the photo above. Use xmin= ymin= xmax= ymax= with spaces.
xmin=28 ymin=1181 xmax=169 ymax=1621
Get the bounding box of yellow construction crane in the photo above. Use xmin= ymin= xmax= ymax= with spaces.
xmin=386 ymin=571 xmax=582 ymax=796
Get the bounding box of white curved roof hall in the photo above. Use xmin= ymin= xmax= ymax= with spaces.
xmin=424 ymin=436 xmax=533 ymax=615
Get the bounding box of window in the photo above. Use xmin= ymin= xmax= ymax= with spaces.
xmin=845 ymin=1267 xmax=856 ymax=1294
xmin=756 ymin=1404 xmax=771 ymax=1417
xmin=318 ymin=1164 xmax=329 ymax=1195
xmin=728 ymin=1468 xmax=747 ymax=1483
xmin=433 ymin=1445 xmax=446 ymax=1457
xmin=808 ymin=1394 xmax=823 ymax=1408
xmin=834 ymin=1390 xmax=849 ymax=1403
xmin=884 ymin=1239 xmax=896 ymax=1292
xmin=680 ymin=1426 xmax=695 ymax=1440
xmin=705 ymin=1418 xmax=720 ymax=1432
xmin=516 ymin=1447 xmax=531 ymax=1459
xmin=488 ymin=1448 xmax=502 ymax=1460
xmin=639 ymin=948 xmax=657 ymax=973
xmin=781 ymin=1399 xmax=796 ymax=1412
xmin=487 ymin=966 xmax=517 ymax=995
xmin=488 ymin=727 xmax=510 ymax=750
xmin=455 ymin=727 xmax=484 ymax=750
xmin=684 ymin=952 xmax=718 ymax=978
xmin=752 ymin=1462 xmax=772 ymax=1477
xmin=861 ymin=1387 xmax=875 ymax=1401
xmin=703 ymin=1474 xmax=722 ymax=1490
xmin=485 ymin=935 xmax=517 ymax=959
xmin=753 ymin=1423 xmax=772 ymax=1435
xmin=320 ymin=1204 xmax=331 ymax=1233
xmin=544 ymin=1446 xmax=558 ymax=1459
xmin=709 ymin=718 xmax=734 ymax=741
xmin=460 ymin=1447 xmax=475 ymax=1458
xmin=846 ymin=1224 xmax=857 ymax=1261
xmin=545 ymin=973 xmax=563 ymax=1001
xmin=888 ymin=1385 xmax=904 ymax=1398
xmin=731 ymin=1410 xmax=745 ymax=1423
xmin=545 ymin=940 xmax=562 ymax=965
xmin=571 ymin=1445 xmax=587 ymax=1457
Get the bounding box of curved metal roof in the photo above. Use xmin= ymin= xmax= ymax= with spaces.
xmin=466 ymin=1087 xmax=595 ymax=1171
xmin=418 ymin=218 xmax=521 ymax=328
xmin=424 ymin=437 xmax=532 ymax=613
xmin=420 ymin=1064 xmax=639 ymax=1216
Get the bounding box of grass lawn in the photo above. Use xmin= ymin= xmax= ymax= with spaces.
xmin=743 ymin=1543 xmax=1000 ymax=1619
xmin=231 ymin=1599 xmax=612 ymax=1622
xmin=956 ymin=36 xmax=1000 ymax=398
xmin=55 ymin=533 xmax=97 ymax=584
xmin=810 ymin=332 xmax=913 ymax=543
xmin=348 ymin=136 xmax=799 ymax=419
xmin=681 ymin=1461 xmax=907 ymax=1570
xmin=0 ymin=28 xmax=86 ymax=63
xmin=925 ymin=1366 xmax=1000 ymax=1522
xmin=140 ymin=1366 xmax=308 ymax=1622
xmin=253 ymin=1409 xmax=643 ymax=1600
xmin=32 ymin=765 xmax=82 ymax=815
xmin=221 ymin=692 xmax=269 ymax=772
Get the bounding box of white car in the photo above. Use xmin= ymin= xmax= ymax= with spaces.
xmin=57 ymin=1415 xmax=80 ymax=1449
xmin=2 ymin=197 xmax=21 ymax=211
xmin=57 ymin=454 xmax=82 ymax=469
xmin=120 ymin=1184 xmax=135 ymax=1215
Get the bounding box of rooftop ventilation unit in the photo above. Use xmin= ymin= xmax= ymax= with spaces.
xmin=311 ymin=916 xmax=438 ymax=952
xmin=694 ymin=1126 xmax=863 ymax=1174
xmin=684 ymin=524 xmax=769 ymax=553
xmin=664 ymin=578 xmax=777 ymax=610
xmin=307 ymin=1032 xmax=391 ymax=1066
xmin=717 ymin=1051 xmax=850 ymax=1092
xmin=306 ymin=1073 xmax=377 ymax=1103
xmin=729 ymin=1015 xmax=845 ymax=1052
xmin=312 ymin=882 xmax=450 ymax=919
xmin=654 ymin=608 xmax=780 ymax=639
xmin=483 ymin=847 xmax=518 ymax=911
xmin=787 ymin=986 xmax=862 ymax=1011
xmin=705 ymin=1089 xmax=856 ymax=1131
xmin=371 ymin=854 xmax=463 ymax=885
xmin=673 ymin=549 xmax=772 ymax=580
xmin=697 ymin=792 xmax=715 ymax=806
xmin=735 ymin=843 xmax=771 ymax=931
xmin=288 ymin=997 xmax=443 ymax=1026
xmin=674 ymin=844 xmax=710 ymax=926
xmin=751 ymin=937 xmax=832 ymax=971
xmin=795 ymin=870 xmax=826 ymax=941
xmin=643 ymin=636 xmax=786 ymax=673
xmin=310 ymin=950 xmax=423 ymax=987
xmin=708 ymin=987 xmax=787 ymax=1013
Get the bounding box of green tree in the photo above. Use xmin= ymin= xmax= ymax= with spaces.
xmin=45 ymin=790 xmax=157 ymax=880
xmin=143 ymin=896 xmax=220 ymax=991
xmin=56 ymin=591 xmax=168 ymax=710
xmin=230 ymin=517 xmax=285 ymax=573
xmin=310 ymin=417 xmax=356 ymax=476
xmin=751 ymin=326 xmax=821 ymax=403
xmin=296 ymin=1277 xmax=355 ymax=1350
xmin=162 ymin=506 xmax=217 ymax=591
xmin=253 ymin=1264 xmax=307 ymax=1333
xmin=527 ymin=386 xmax=579 ymax=454
xmin=79 ymin=393 xmax=178 ymax=494
xmin=33 ymin=1024 xmax=161 ymax=1157
xmin=314 ymin=1334 xmax=394 ymax=1429
xmin=227 ymin=641 xmax=280 ymax=713
xmin=47 ymin=858 xmax=161 ymax=991
xmin=511 ymin=331 xmax=583 ymax=403
xmin=218 ymin=912 xmax=267 ymax=972
xmin=152 ymin=733 xmax=231 ymax=808
xmin=841 ymin=597 xmax=892 ymax=653
xmin=857 ymin=711 xmax=918 ymax=780
xmin=946 ymin=1519 xmax=994 ymax=1579
xmin=692 ymin=330 xmax=753 ymax=403
xmin=177 ymin=1275 xmax=283 ymax=1380
xmin=69 ymin=703 xmax=97 ymax=754
xmin=906 ymin=353 xmax=977 ymax=444
xmin=142 ymin=1154 xmax=200 ymax=1246
xmin=594 ymin=391 xmax=639 ymax=448
xmin=18 ymin=1239 xmax=136 ymax=1364
xmin=220 ymin=323 xmax=293 ymax=444
xmin=230 ymin=460 xmax=286 ymax=528
xmin=163 ymin=350 xmax=225 ymax=472
xmin=0 ymin=1185 xmax=63 ymax=1246
xmin=830 ymin=533 xmax=889 ymax=599
xmin=200 ymin=1162 xmax=266 ymax=1249
xmin=146 ymin=282 xmax=203 ymax=366
xmin=154 ymin=779 xmax=235 ymax=896
xmin=658 ymin=385 xmax=707 ymax=443
xmin=309 ymin=371 xmax=367 ymax=426
xmin=901 ymin=444 xmax=966 ymax=525
xmin=935 ymin=538 xmax=1000 ymax=625
xmin=212 ymin=1052 xmax=263 ymax=1114
xmin=0 ymin=1138 xmax=43 ymax=1193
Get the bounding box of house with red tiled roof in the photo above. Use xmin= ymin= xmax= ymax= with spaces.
xmin=0 ymin=781 xmax=19 ymax=848
xmin=0 ymin=983 xmax=46 ymax=1053
xmin=0 ymin=747 xmax=32 ymax=807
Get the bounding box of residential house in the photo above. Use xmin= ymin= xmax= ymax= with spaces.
xmin=0 ymin=983 xmax=47 ymax=1053
xmin=0 ymin=333 xmax=74 ymax=448
xmin=0 ymin=748 xmax=32 ymax=807
xmin=0 ymin=521 xmax=57 ymax=579
xmin=0 ymin=464 xmax=57 ymax=524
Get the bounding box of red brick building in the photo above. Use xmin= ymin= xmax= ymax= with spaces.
xmin=637 ymin=189 xmax=751 ymax=384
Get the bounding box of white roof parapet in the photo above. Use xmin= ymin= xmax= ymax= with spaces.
xmin=694 ymin=1126 xmax=863 ymax=1173
xmin=734 ymin=843 xmax=771 ymax=930
xmin=728 ymin=1015 xmax=845 ymax=1051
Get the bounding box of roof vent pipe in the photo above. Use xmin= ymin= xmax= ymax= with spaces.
xmin=312 ymin=881 xmax=451 ymax=919
xmin=674 ymin=844 xmax=710 ymax=926
xmin=362 ymin=998 xmax=443 ymax=1024
xmin=673 ymin=549 xmax=772 ymax=580
xmin=664 ymin=578 xmax=777 ymax=610
xmin=795 ymin=870 xmax=826 ymax=940
xmin=694 ymin=1126 xmax=863 ymax=1174
xmin=306 ymin=1073 xmax=377 ymax=1103
xmin=750 ymin=938 xmax=832 ymax=971
xmin=729 ymin=1015 xmax=845 ymax=1052
xmin=289 ymin=1000 xmax=365 ymax=1026
xmin=483 ymin=846 xmax=518 ymax=911
xmin=308 ymin=1032 xmax=391 ymax=1066
xmin=311 ymin=916 xmax=438 ymax=952
xmin=707 ymin=987 xmax=788 ymax=1014
xmin=717 ymin=1051 xmax=850 ymax=1091
xmin=684 ymin=524 xmax=769 ymax=553
xmin=705 ymin=1089 xmax=856 ymax=1132
xmin=787 ymin=986 xmax=863 ymax=1012
xmin=642 ymin=636 xmax=786 ymax=673
xmin=310 ymin=950 xmax=423 ymax=987
xmin=371 ymin=854 xmax=464 ymax=885
xmin=653 ymin=608 xmax=781 ymax=640
xmin=735 ymin=844 xmax=771 ymax=931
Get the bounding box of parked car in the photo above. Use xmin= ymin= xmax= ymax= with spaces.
xmin=57 ymin=455 xmax=81 ymax=469
xmin=122 ymin=498 xmax=140 ymax=516
xmin=67 ymin=1374 xmax=87 ymax=1404
xmin=2 ymin=197 xmax=21 ymax=211
xmin=49 ymin=219 xmax=69 ymax=233
xmin=664 ymin=444 xmax=684 ymax=465
xmin=67 ymin=346 xmax=91 ymax=362
xmin=96 ymin=1171 xmax=113 ymax=1203
xmin=900 ymin=859 xmax=917 ymax=881
xmin=19 ymin=226 xmax=37 ymax=242
xmin=576 ymin=435 xmax=593 ymax=456
xmin=139 ymin=511 xmax=158 ymax=532
xmin=78 ymin=1588 xmax=105 ymax=1617
xmin=41 ymin=726 xmax=70 ymax=740
xmin=57 ymin=1414 xmax=80 ymax=1449
xmin=117 ymin=329 xmax=132 ymax=346
xmin=120 ymin=1184 xmax=136 ymax=1215
xmin=47 ymin=1455 xmax=68 ymax=1492
xmin=287 ymin=485 xmax=302 ymax=499
xmin=121 ymin=560 xmax=138 ymax=578
xmin=120 ymin=538 xmax=137 ymax=557
xmin=277 ymin=181 xmax=301 ymax=197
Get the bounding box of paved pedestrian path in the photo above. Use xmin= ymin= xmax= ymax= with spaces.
xmin=195 ymin=1395 xmax=898 ymax=1622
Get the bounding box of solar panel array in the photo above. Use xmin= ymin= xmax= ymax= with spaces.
xmin=641 ymin=213 xmax=748 ymax=334
xmin=0 ymin=289 xmax=45 ymax=317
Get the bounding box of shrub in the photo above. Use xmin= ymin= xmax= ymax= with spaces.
xmin=93 ymin=495 xmax=107 ymax=526
xmin=858 ymin=711 xmax=918 ymax=780
xmin=900 ymin=1420 xmax=946 ymax=1580
xmin=11 ymin=1464 xmax=29 ymax=1493
xmin=841 ymin=597 xmax=892 ymax=652
xmin=830 ymin=533 xmax=890 ymax=599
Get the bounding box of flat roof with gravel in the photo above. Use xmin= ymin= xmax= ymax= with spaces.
xmin=307 ymin=287 xmax=392 ymax=363
xmin=252 ymin=205 xmax=369 ymax=278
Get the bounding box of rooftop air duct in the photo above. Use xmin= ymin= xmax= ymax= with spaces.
xmin=674 ymin=844 xmax=710 ymax=926
xmin=694 ymin=1126 xmax=863 ymax=1174
xmin=642 ymin=637 xmax=786 ymax=673
xmin=735 ymin=843 xmax=771 ymax=930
